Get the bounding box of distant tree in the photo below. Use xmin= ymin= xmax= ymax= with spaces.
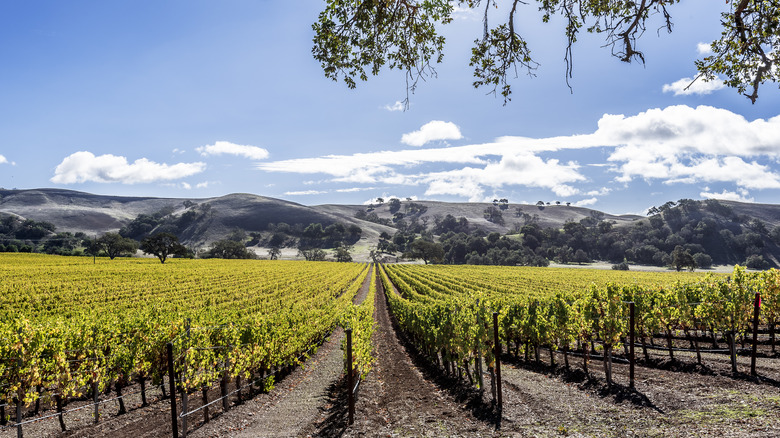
xmin=406 ymin=239 xmax=444 ymax=265
xmin=671 ymin=245 xmax=697 ymax=271
xmin=573 ymin=249 xmax=590 ymax=264
xmin=298 ymin=247 xmax=327 ymax=261
xmin=483 ymin=206 xmax=504 ymax=225
xmin=16 ymin=219 xmax=55 ymax=240
xmin=140 ymin=233 xmax=188 ymax=264
xmin=388 ymin=198 xmax=402 ymax=213
xmin=555 ymin=201 xmax=561 ymax=205
xmin=376 ymin=197 xmax=384 ymax=205
xmin=97 ymin=232 xmax=139 ymax=259
xmin=334 ymin=244 xmax=353 ymax=262
xmin=565 ymin=202 xmax=571 ymax=206
xmin=205 ymin=239 xmax=256 ymax=259
xmin=745 ymin=254 xmax=770 ymax=270
xmin=268 ymin=246 xmax=282 ymax=260
xmin=269 ymin=232 xmax=287 ymax=247
xmin=347 ymin=224 xmax=363 ymax=237
xmin=692 ymin=252 xmax=713 ymax=269
xmin=612 ymin=260 xmax=630 ymax=271
xmin=303 ymin=223 xmax=324 ymax=239
xmin=227 ymin=228 xmax=247 ymax=242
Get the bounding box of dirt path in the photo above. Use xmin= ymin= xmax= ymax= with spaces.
xmin=305 ymin=270 xmax=498 ymax=437
xmin=189 ymin=265 xmax=373 ymax=438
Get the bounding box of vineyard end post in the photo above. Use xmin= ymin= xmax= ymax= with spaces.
xmin=346 ymin=328 xmax=354 ymax=426
xmin=493 ymin=312 xmax=502 ymax=413
xmin=167 ymin=342 xmax=179 ymax=438
xmin=629 ymin=302 xmax=635 ymax=389
xmin=751 ymin=292 xmax=760 ymax=377
xmin=15 ymin=397 xmax=22 ymax=438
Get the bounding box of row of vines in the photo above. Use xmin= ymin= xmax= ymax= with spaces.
xmin=381 ymin=263 xmax=780 ymax=387
xmin=0 ymin=254 xmax=368 ymax=430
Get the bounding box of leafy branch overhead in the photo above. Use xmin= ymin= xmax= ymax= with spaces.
xmin=313 ymin=0 xmax=779 ymax=104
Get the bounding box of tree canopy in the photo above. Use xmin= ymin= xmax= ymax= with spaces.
xmin=140 ymin=232 xmax=188 ymax=264
xmin=97 ymin=232 xmax=139 ymax=260
xmin=313 ymin=0 xmax=779 ymax=104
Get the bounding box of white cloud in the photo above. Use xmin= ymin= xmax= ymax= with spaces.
xmin=196 ymin=181 xmax=210 ymax=189
xmin=700 ymin=189 xmax=755 ymax=203
xmin=697 ymin=43 xmax=713 ymax=55
xmin=336 ymin=187 xmax=376 ymax=193
xmin=51 ymin=151 xmax=206 ymax=184
xmin=575 ymin=197 xmax=598 ymax=206
xmin=196 ymin=141 xmax=269 ymax=160
xmin=181 ymin=182 xmax=192 ymax=190
xmin=401 ymin=121 xmax=462 ymax=147
xmin=384 ymin=101 xmax=405 ymax=112
xmin=172 ymin=148 xmax=186 ymax=155
xmin=258 ymin=105 xmax=780 ymax=201
xmin=662 ymin=77 xmax=725 ymax=95
xmin=0 ymin=155 xmax=7 ymax=164
xmin=420 ymin=153 xmax=585 ymax=201
xmin=601 ymin=106 xmax=780 ymax=188
xmin=284 ymin=190 xmax=327 ymax=196
xmin=586 ymin=187 xmax=611 ymax=196
xmin=451 ymin=5 xmax=478 ymax=20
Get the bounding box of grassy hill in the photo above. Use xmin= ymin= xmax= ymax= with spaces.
xmin=2 ymin=189 xmax=779 ymax=266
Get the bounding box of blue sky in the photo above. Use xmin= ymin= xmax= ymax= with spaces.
xmin=1 ymin=1 xmax=779 ymax=215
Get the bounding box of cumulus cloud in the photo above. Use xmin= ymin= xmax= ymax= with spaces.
xmin=600 ymin=106 xmax=780 ymax=188
xmin=0 ymin=155 xmax=7 ymax=164
xmin=401 ymin=121 xmax=462 ymax=146
xmin=662 ymin=77 xmax=725 ymax=95
xmin=51 ymin=151 xmax=206 ymax=184
xmin=420 ymin=153 xmax=585 ymax=201
xmin=284 ymin=190 xmax=327 ymax=196
xmin=258 ymin=105 xmax=780 ymax=201
xmin=586 ymin=187 xmax=611 ymax=196
xmin=697 ymin=43 xmax=713 ymax=55
xmin=196 ymin=141 xmax=269 ymax=160
xmin=336 ymin=187 xmax=376 ymax=193
xmin=574 ymin=198 xmax=598 ymax=206
xmin=700 ymin=188 xmax=755 ymax=203
xmin=196 ymin=181 xmax=210 ymax=189
xmin=384 ymin=101 xmax=405 ymax=112
xmin=451 ymin=5 xmax=478 ymax=20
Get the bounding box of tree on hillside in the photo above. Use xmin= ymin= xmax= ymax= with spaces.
xmin=97 ymin=232 xmax=139 ymax=259
xmin=140 ymin=233 xmax=188 ymax=264
xmin=298 ymin=247 xmax=328 ymax=261
xmin=313 ymin=1 xmax=778 ymax=104
xmin=205 ymin=239 xmax=256 ymax=259
xmin=268 ymin=246 xmax=282 ymax=260
xmin=388 ymin=198 xmax=402 ymax=213
xmin=406 ymin=239 xmax=444 ymax=264
xmin=671 ymin=245 xmax=697 ymax=272
xmin=334 ymin=243 xmax=354 ymax=262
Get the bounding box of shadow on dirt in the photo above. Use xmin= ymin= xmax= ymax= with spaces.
xmin=306 ymin=375 xmax=349 ymax=438
xmin=500 ymin=354 xmax=664 ymax=414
